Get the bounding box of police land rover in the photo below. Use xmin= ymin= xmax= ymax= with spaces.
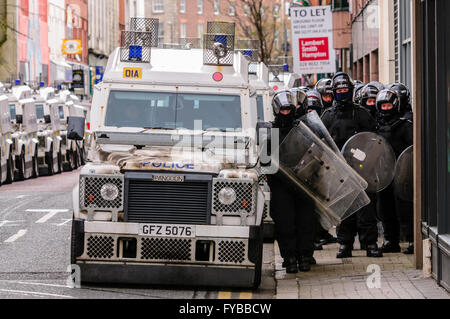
xmin=58 ymin=89 xmax=84 ymax=171
xmin=7 ymin=83 xmax=39 ymax=180
xmin=34 ymin=85 xmax=63 ymax=175
xmin=70 ymin=20 xmax=267 ymax=288
xmin=0 ymin=82 xmax=14 ymax=185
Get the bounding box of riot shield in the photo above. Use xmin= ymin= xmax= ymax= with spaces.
xmin=277 ymin=122 xmax=370 ymax=228
xmin=393 ymin=145 xmax=413 ymax=202
xmin=341 ymin=132 xmax=396 ymax=193
xmin=302 ymin=111 xmax=368 ymax=189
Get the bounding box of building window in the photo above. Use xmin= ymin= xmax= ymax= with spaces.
xmin=158 ymin=22 xmax=164 ymax=43
xmin=331 ymin=0 xmax=349 ymax=11
xmin=180 ymin=0 xmax=186 ymax=13
xmin=198 ymin=23 xmax=204 ymax=38
xmin=244 ymin=4 xmax=250 ymax=16
xmin=229 ymin=2 xmax=236 ymax=16
xmin=285 ymin=2 xmax=290 ymax=15
xmin=152 ymin=0 xmax=164 ymax=13
xmin=180 ymin=23 xmax=187 ymax=39
xmin=197 ymin=0 xmax=203 ymax=14
xmin=214 ymin=0 xmax=220 ymax=15
xmin=273 ymin=4 xmax=280 ymax=18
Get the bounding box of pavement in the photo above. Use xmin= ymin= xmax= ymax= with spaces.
xmin=273 ymin=230 xmax=450 ymax=299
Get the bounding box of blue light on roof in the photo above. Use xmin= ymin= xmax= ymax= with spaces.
xmin=15 ymin=79 xmax=21 ymax=85
xmin=214 ymin=35 xmax=227 ymax=46
xmin=129 ymin=45 xmax=143 ymax=60
xmin=283 ymin=64 xmax=289 ymax=72
xmin=243 ymin=50 xmax=253 ymax=57
xmin=40 ymin=81 xmax=45 ymax=87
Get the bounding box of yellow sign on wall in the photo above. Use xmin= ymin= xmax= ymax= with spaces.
xmin=62 ymin=39 xmax=82 ymax=55
xmin=123 ymin=68 xmax=142 ymax=79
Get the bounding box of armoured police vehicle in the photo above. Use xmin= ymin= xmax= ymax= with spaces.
xmin=8 ymin=83 xmax=39 ymax=180
xmin=34 ymin=86 xmax=63 ymax=175
xmin=70 ymin=20 xmax=266 ymax=289
xmin=0 ymin=82 xmax=14 ymax=185
xmin=57 ymin=90 xmax=84 ymax=170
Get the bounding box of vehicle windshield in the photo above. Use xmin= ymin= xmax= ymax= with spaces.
xmin=257 ymin=95 xmax=264 ymax=122
xmin=35 ymin=104 xmax=45 ymax=119
xmin=9 ymin=104 xmax=16 ymax=120
xmin=104 ymin=91 xmax=242 ymax=131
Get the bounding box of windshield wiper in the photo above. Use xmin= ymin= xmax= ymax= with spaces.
xmin=144 ymin=127 xmax=174 ymax=130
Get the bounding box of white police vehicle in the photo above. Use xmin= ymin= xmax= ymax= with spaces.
xmin=57 ymin=89 xmax=85 ymax=170
xmin=34 ymin=85 xmax=63 ymax=175
xmin=0 ymin=82 xmax=14 ymax=185
xmin=70 ymin=20 xmax=266 ymax=289
xmin=7 ymin=83 xmax=39 ymax=180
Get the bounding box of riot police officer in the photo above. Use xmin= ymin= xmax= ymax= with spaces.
xmin=386 ymin=83 xmax=413 ymax=121
xmin=321 ymin=72 xmax=382 ymax=258
xmin=268 ymin=90 xmax=317 ymax=273
xmin=360 ymin=84 xmax=380 ymax=119
xmin=375 ymin=89 xmax=414 ymax=254
xmin=315 ymin=78 xmax=334 ymax=110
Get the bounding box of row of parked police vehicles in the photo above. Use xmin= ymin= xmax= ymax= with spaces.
xmin=0 ymin=80 xmax=91 ymax=185
xmin=56 ymin=19 xmax=367 ymax=290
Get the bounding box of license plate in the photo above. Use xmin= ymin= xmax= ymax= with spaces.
xmin=139 ymin=224 xmax=196 ymax=238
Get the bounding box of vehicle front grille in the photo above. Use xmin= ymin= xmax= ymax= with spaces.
xmin=86 ymin=235 xmax=115 ymax=259
xmin=212 ymin=179 xmax=257 ymax=215
xmin=218 ymin=240 xmax=246 ymax=264
xmin=141 ymin=238 xmax=192 ymax=261
xmin=125 ymin=173 xmax=211 ymax=224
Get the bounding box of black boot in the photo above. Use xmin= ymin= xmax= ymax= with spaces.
xmin=381 ymin=241 xmax=401 ymax=253
xmin=403 ymin=243 xmax=414 ymax=255
xmin=298 ymin=257 xmax=311 ymax=272
xmin=284 ymin=256 xmax=298 ymax=274
xmin=319 ymin=233 xmax=338 ymax=245
xmin=336 ymin=244 xmax=352 ymax=258
xmin=366 ymin=244 xmax=383 ymax=257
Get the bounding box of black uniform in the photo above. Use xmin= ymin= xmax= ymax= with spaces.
xmin=320 ymin=71 xmax=383 ymax=259
xmin=377 ymin=117 xmax=414 ymax=247
xmin=268 ymin=121 xmax=317 ymax=262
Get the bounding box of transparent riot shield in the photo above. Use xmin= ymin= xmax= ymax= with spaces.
xmin=393 ymin=145 xmax=413 ymax=202
xmin=277 ymin=122 xmax=370 ymax=228
xmin=341 ymin=132 xmax=396 ymax=193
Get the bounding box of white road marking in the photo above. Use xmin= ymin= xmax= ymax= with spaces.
xmin=16 ymin=195 xmax=27 ymax=199
xmin=0 ymin=288 xmax=74 ymax=299
xmin=26 ymin=209 xmax=69 ymax=224
xmin=53 ymin=219 xmax=72 ymax=227
xmin=0 ymin=220 xmax=25 ymax=227
xmin=4 ymin=229 xmax=28 ymax=243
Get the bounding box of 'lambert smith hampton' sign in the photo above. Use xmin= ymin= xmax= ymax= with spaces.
xmin=290 ymin=5 xmax=336 ymax=75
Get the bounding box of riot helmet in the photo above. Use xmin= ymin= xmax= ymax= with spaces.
xmin=299 ymin=86 xmax=310 ymax=93
xmin=305 ymin=90 xmax=324 ymax=116
xmin=360 ymin=84 xmax=380 ymax=117
xmin=376 ymin=89 xmax=400 ymax=120
xmin=353 ymin=83 xmax=365 ymax=105
xmin=386 ymin=83 xmax=412 ymax=114
xmin=332 ymin=72 xmax=354 ymax=104
xmin=272 ymin=90 xmax=297 ymax=128
xmin=315 ymin=78 xmax=334 ymax=109
xmin=290 ymin=87 xmax=308 ymax=119
xmin=367 ymin=81 xmax=384 ymax=92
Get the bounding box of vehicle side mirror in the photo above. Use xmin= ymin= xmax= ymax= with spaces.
xmin=67 ymin=116 xmax=85 ymax=141
xmin=44 ymin=115 xmax=51 ymax=124
xmin=16 ymin=114 xmax=23 ymax=124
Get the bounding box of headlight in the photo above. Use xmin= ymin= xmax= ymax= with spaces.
xmin=218 ymin=187 xmax=237 ymax=205
xmin=100 ymin=183 xmax=119 ymax=201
